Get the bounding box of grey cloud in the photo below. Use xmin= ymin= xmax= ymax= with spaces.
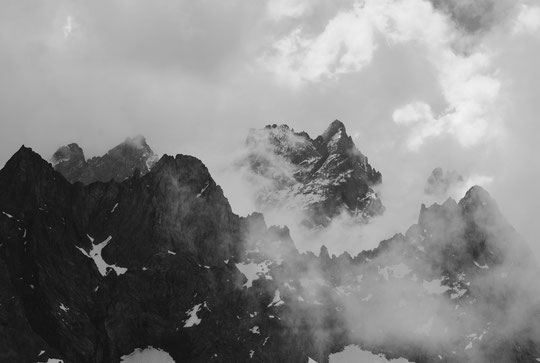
xmin=0 ymin=0 xmax=539 ymax=263
xmin=429 ymin=0 xmax=518 ymax=34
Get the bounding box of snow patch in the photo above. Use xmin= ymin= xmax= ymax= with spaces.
xmin=329 ymin=345 xmax=412 ymax=362
xmin=184 ymin=304 xmax=202 ymax=327
xmin=120 ymin=346 xmax=175 ymax=363
xmin=268 ymin=290 xmax=285 ymax=307
xmin=197 ymin=181 xmax=210 ymax=198
xmin=76 ymin=235 xmax=127 ymax=277
xmin=1 ymin=211 xmax=13 ymax=218
xmin=111 ymin=203 xmax=119 ymax=213
xmin=474 ymin=261 xmax=489 ymax=269
xmin=450 ymin=286 xmax=467 ymax=299
xmin=236 ymin=261 xmax=272 ymax=288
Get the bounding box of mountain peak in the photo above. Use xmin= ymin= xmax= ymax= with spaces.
xmin=51 ymin=136 xmax=159 ymax=184
xmin=242 ymin=120 xmax=384 ymax=227
xmin=424 ymin=167 xmax=464 ymax=197
xmin=6 ymin=145 xmax=53 ymax=173
xmin=123 ymin=134 xmax=148 ymax=149
xmin=51 ymin=143 xmax=85 ymax=168
xmin=7 ymin=145 xmax=41 ymax=168
xmin=321 ymin=119 xmax=346 ymax=143
xmin=460 ymin=185 xmax=490 ymax=204
xmin=151 ymin=154 xmax=210 ymax=179
xmin=458 ymin=185 xmax=500 ymax=221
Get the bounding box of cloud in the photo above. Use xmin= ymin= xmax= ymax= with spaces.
xmin=262 ymin=4 xmax=376 ymax=85
xmin=267 ymin=0 xmax=313 ymax=20
xmin=393 ymin=51 xmax=500 ymax=150
xmin=428 ymin=0 xmax=518 ymax=34
xmin=1 ymin=0 xmax=540 ymax=262
xmin=513 ymin=4 xmax=540 ymax=35
xmin=263 ymin=0 xmax=502 ymax=149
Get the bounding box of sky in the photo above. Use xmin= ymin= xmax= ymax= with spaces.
xmin=1 ymin=0 xmax=539 ymax=257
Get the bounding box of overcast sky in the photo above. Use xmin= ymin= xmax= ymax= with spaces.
xmin=1 ymin=0 xmax=539 ymax=256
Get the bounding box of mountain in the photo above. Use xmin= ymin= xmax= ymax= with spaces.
xmin=0 ymin=146 xmax=339 ymax=363
xmin=241 ymin=121 xmax=384 ymax=227
xmin=424 ymin=167 xmax=464 ymax=197
xmin=0 ymin=144 xmax=538 ymax=362
xmin=51 ymin=135 xmax=159 ymax=184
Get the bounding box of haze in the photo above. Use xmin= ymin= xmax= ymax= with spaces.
xmin=1 ymin=0 xmax=539 ymax=259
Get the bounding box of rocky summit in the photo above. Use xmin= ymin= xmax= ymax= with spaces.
xmin=242 ymin=120 xmax=384 ymax=227
xmin=51 ymin=135 xmax=159 ymax=184
xmin=0 ymin=140 xmax=539 ymax=363
xmin=424 ymin=167 xmax=465 ymax=197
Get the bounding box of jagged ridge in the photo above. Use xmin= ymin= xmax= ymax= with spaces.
xmin=51 ymin=135 xmax=159 ymax=184
xmin=244 ymin=120 xmax=384 ymax=227
xmin=0 ymin=145 xmax=538 ymax=363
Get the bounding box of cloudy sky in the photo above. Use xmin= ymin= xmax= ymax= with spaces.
xmin=1 ymin=0 xmax=539 ymax=255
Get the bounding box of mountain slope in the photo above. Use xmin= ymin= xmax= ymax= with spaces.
xmin=242 ymin=120 xmax=383 ymax=227
xmin=0 ymin=147 xmax=328 ymax=362
xmin=0 ymin=145 xmax=538 ymax=363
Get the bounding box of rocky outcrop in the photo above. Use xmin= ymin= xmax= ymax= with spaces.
xmin=0 ymin=146 xmax=346 ymax=363
xmin=243 ymin=120 xmax=384 ymax=227
xmin=0 ymin=145 xmax=538 ymax=363
xmin=424 ymin=167 xmax=464 ymax=197
xmin=51 ymin=135 xmax=159 ymax=184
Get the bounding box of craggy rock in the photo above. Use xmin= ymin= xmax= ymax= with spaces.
xmin=243 ymin=120 xmax=383 ymax=227
xmin=0 ymin=145 xmax=538 ymax=363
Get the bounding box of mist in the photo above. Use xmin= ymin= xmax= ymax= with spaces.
xmin=2 ymin=0 xmax=540 ymax=361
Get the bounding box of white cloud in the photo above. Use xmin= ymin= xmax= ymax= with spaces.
xmin=264 ymin=0 xmax=503 ymax=149
xmin=263 ymin=0 xmax=452 ymax=84
xmin=267 ymin=0 xmax=312 ymax=20
xmin=262 ymin=3 xmax=376 ymax=84
xmin=393 ymin=102 xmax=442 ymax=150
xmin=373 ymin=0 xmax=501 ymax=150
xmin=394 ymin=51 xmax=500 ymax=150
xmin=513 ymin=5 xmax=540 ymax=35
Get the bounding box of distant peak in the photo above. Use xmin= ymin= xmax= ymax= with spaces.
xmin=321 ymin=120 xmax=346 ymax=142
xmin=151 ymin=154 xmax=210 ymax=179
xmin=424 ymin=167 xmax=464 ymax=197
xmin=459 ymin=185 xmax=493 ymax=209
xmin=123 ymin=135 xmax=148 ymax=149
xmin=14 ymin=145 xmax=37 ymax=160
xmin=264 ymin=124 xmax=290 ymax=131
xmin=3 ymin=145 xmax=55 ymax=178
xmin=51 ymin=143 xmax=85 ymax=167
xmin=319 ymin=245 xmax=330 ymax=258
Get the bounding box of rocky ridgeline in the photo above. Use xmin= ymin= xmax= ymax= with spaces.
xmin=51 ymin=135 xmax=159 ymax=184
xmin=243 ymin=120 xmax=384 ymax=227
xmin=0 ymin=135 xmax=538 ymax=362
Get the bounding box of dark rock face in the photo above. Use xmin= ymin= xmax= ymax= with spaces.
xmin=0 ymin=145 xmax=538 ymax=363
xmin=424 ymin=167 xmax=464 ymax=197
xmin=51 ymin=135 xmax=159 ymax=184
xmin=243 ymin=121 xmax=384 ymax=227
xmin=0 ymin=146 xmax=344 ymax=363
